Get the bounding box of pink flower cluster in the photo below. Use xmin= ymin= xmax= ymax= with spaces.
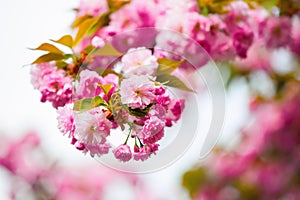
xmin=45 ymin=47 xmax=186 ymax=162
xmin=0 ymin=133 xmax=162 ymax=199
xmin=183 ymin=87 xmax=300 ymax=199
xmin=74 ymin=0 xmax=299 ymax=72
xmin=31 ymin=63 xmax=73 ymax=108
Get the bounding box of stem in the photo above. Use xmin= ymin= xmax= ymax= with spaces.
xmin=134 ymin=137 xmax=138 ymax=147
xmin=124 ymin=132 xmax=130 ymax=145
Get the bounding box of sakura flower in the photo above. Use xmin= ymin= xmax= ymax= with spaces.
xmin=85 ymin=143 xmax=111 ymax=157
xmin=113 ymin=144 xmax=132 ymax=162
xmin=148 ymin=104 xmax=167 ymax=120
xmin=74 ymin=108 xmax=112 ymax=147
xmin=31 ymin=63 xmax=73 ymax=108
xmin=133 ymin=143 xmax=159 ymax=161
xmin=107 ymin=0 xmax=158 ymax=32
xmin=290 ymin=16 xmax=300 ymax=55
xmin=121 ymin=47 xmax=158 ymax=77
xmin=232 ymin=28 xmax=254 ymax=58
xmin=155 ymin=93 xmax=171 ymax=108
xmin=75 ymin=70 xmax=103 ymax=99
xmin=120 ymin=75 xmax=156 ymax=109
xmin=77 ymin=0 xmax=108 ymax=17
xmin=57 ymin=105 xmax=75 ymax=137
xmin=262 ymin=16 xmax=291 ymax=48
xmin=233 ymin=41 xmax=272 ymax=71
xmin=142 ymin=116 xmax=165 ymax=144
xmin=183 ymin=12 xmax=211 ymax=41
xmin=165 ymin=99 xmax=185 ymax=126
xmin=74 ymin=140 xmax=85 ymax=150
xmin=154 ymin=86 xmax=166 ymax=95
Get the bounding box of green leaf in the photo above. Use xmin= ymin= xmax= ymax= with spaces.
xmin=90 ymin=43 xmax=123 ymax=57
xmin=73 ymin=96 xmax=106 ymax=112
xmin=107 ymin=0 xmax=131 ymax=12
xmin=182 ymin=167 xmax=207 ymax=197
xmin=156 ymin=58 xmax=184 ymax=76
xmin=32 ymin=53 xmax=66 ymax=64
xmin=261 ymin=0 xmax=279 ymax=11
xmin=71 ymin=14 xmax=93 ymax=28
xmin=56 ymin=61 xmax=68 ymax=69
xmin=30 ymin=43 xmax=63 ymax=54
xmin=51 ymin=35 xmax=73 ymax=48
xmin=245 ymin=0 xmax=279 ymax=11
xmin=156 ymin=74 xmax=194 ymax=92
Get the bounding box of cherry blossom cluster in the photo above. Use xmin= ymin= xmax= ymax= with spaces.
xmin=75 ymin=0 xmax=300 ymax=72
xmin=183 ymin=84 xmax=300 ymax=199
xmin=0 ymin=132 xmax=162 ymax=199
xmin=31 ymin=46 xmax=186 ymax=162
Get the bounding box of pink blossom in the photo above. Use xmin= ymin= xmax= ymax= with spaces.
xmin=257 ymin=163 xmax=291 ymax=196
xmin=75 ymin=140 xmax=85 ymax=150
xmin=57 ymin=105 xmax=75 ymax=137
xmin=148 ymin=104 xmax=167 ymax=120
xmin=290 ymin=16 xmax=300 ymax=55
xmin=232 ymin=28 xmax=254 ymax=58
xmin=85 ymin=143 xmax=111 ymax=157
xmin=31 ymin=63 xmax=73 ymax=108
xmin=142 ymin=116 xmax=165 ymax=144
xmin=107 ymin=0 xmax=158 ymax=32
xmin=91 ymin=36 xmax=105 ymax=48
xmin=121 ymin=47 xmax=158 ymax=77
xmin=224 ymin=1 xmax=251 ymax=32
xmin=155 ymin=94 xmax=171 ymax=108
xmin=73 ymin=108 xmax=112 ymax=148
xmin=0 ymin=133 xmax=42 ymax=183
xmin=75 ymin=70 xmax=103 ymax=99
xmin=133 ymin=143 xmax=159 ymax=161
xmin=262 ymin=16 xmax=292 ymax=48
xmin=183 ymin=12 xmax=211 ymax=41
xmin=113 ymin=144 xmax=132 ymax=162
xmin=212 ymin=152 xmax=254 ymax=179
xmin=233 ymin=41 xmax=272 ymax=71
xmin=155 ymin=0 xmax=197 ymax=31
xmin=120 ymin=75 xmax=156 ymax=109
xmin=166 ymin=99 xmax=185 ymax=124
xmin=77 ymin=0 xmax=108 ymax=17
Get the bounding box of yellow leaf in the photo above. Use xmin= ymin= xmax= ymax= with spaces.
xmin=32 ymin=53 xmax=66 ymax=64
xmin=51 ymin=35 xmax=73 ymax=48
xmin=107 ymin=0 xmax=131 ymax=11
xmin=157 ymin=58 xmax=184 ymax=76
xmin=100 ymin=84 xmax=113 ymax=96
xmin=30 ymin=43 xmax=63 ymax=54
xmin=73 ymin=16 xmax=100 ymax=46
xmin=71 ymin=14 xmax=93 ymax=28
xmin=90 ymin=43 xmax=123 ymax=57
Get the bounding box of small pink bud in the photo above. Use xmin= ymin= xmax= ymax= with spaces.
xmin=113 ymin=144 xmax=132 ymax=162
xmin=75 ymin=141 xmax=85 ymax=150
xmin=91 ymin=36 xmax=105 ymax=48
